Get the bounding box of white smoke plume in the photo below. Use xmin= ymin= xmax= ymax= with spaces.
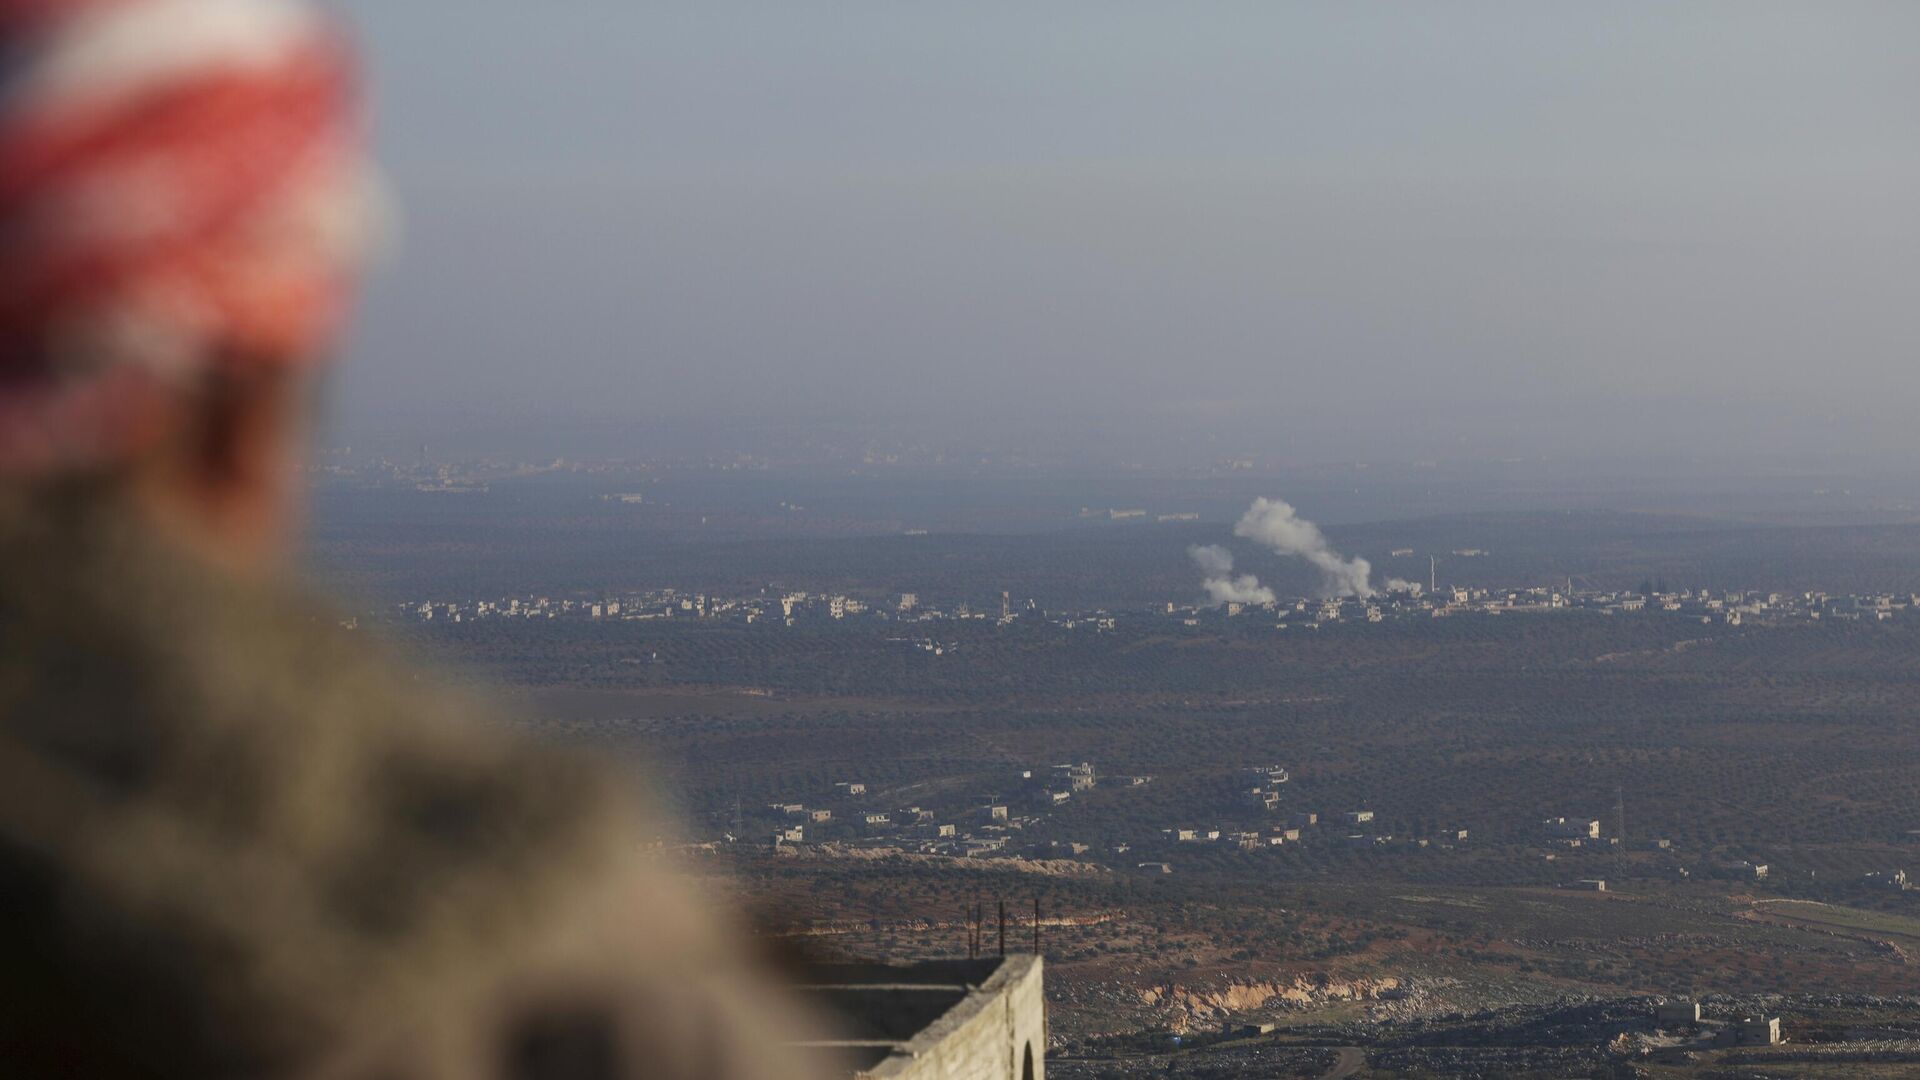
xmin=1232 ymin=497 xmax=1376 ymax=598
xmin=1187 ymin=544 xmax=1276 ymax=606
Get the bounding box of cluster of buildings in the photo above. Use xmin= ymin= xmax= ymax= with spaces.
xmin=400 ymin=590 xmax=767 ymax=625
xmin=1541 ymin=817 xmax=1619 ymax=850
xmin=1145 ymin=807 xmax=1473 ymax=866
xmin=762 ymin=763 xmax=1128 ymax=863
xmin=1077 ymin=507 xmax=1199 ymax=523
xmin=390 ymin=580 xmax=1920 ymax=633
xmin=398 ymin=588 xmax=999 ymax=628
xmin=1652 ymin=1001 xmax=1783 ymax=1048
xmin=752 ymin=754 xmax=1498 ymax=876
xmin=755 ymin=759 xmax=1484 ymax=874
xmin=1176 ymin=584 xmax=1920 ymax=629
xmin=1152 ymin=780 xmax=1480 ymax=866
xmin=1162 ymin=826 xmax=1299 ymax=851
xmin=1585 ymin=587 xmax=1915 ymax=625
xmin=1863 ymin=868 xmax=1911 ymax=891
xmin=751 ymin=770 xmax=1832 ymax=894
xmin=1236 ymin=764 xmax=1290 ymax=811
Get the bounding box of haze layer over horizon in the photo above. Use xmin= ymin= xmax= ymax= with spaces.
xmin=333 ymin=2 xmax=1919 ymax=464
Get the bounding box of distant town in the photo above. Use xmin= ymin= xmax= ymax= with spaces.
xmin=387 ymin=580 xmax=1915 ymax=632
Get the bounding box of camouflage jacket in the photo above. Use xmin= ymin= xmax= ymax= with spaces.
xmin=0 ymin=498 xmax=826 ymax=1079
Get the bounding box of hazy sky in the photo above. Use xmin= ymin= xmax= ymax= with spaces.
xmin=330 ymin=2 xmax=1920 ymax=462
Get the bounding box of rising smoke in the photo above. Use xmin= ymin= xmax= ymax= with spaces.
xmin=1233 ymin=497 xmax=1376 ymax=598
xmin=1192 ymin=497 xmax=1410 ymax=604
xmin=1188 ymin=544 xmax=1276 ymax=606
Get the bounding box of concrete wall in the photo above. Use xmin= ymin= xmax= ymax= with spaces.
xmin=873 ymin=956 xmax=1044 ymax=1080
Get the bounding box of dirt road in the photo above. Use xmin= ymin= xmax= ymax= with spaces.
xmin=1320 ymin=1046 xmax=1365 ymax=1079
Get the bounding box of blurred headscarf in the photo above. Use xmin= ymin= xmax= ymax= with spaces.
xmin=0 ymin=0 xmax=375 ymax=472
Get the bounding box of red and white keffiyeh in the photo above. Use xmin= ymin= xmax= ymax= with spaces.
xmin=0 ymin=0 xmax=373 ymax=471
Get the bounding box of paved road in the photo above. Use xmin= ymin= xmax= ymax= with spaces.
xmin=1320 ymin=1046 xmax=1366 ymax=1079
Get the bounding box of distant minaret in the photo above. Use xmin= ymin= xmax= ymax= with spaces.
xmin=1429 ymin=556 xmax=1438 ymax=595
xmin=1615 ymin=785 xmax=1627 ymax=848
